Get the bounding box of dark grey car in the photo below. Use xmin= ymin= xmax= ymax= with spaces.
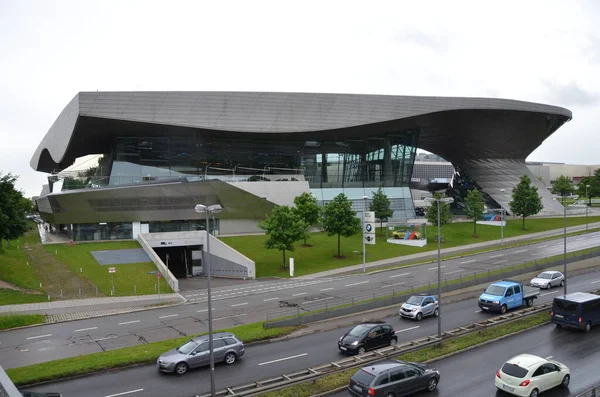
xmin=157 ymin=332 xmax=244 ymax=375
xmin=348 ymin=360 xmax=440 ymax=397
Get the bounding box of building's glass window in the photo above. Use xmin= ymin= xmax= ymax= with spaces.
xmin=73 ymin=222 xmax=133 ymax=241
xmin=149 ymin=219 xmax=220 ymax=235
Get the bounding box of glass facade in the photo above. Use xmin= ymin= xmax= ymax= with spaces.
xmin=446 ymin=166 xmax=501 ymax=215
xmin=149 ymin=219 xmax=219 ymax=234
xmin=73 ymin=222 xmax=133 ymax=241
xmin=82 ymin=130 xmax=419 ymax=190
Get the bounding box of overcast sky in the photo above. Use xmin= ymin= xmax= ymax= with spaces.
xmin=2 ymin=0 xmax=599 ymax=197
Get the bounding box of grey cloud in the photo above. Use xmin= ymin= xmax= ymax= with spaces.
xmin=542 ymin=80 xmax=599 ymax=107
xmin=392 ymin=30 xmax=449 ymax=53
xmin=585 ymin=35 xmax=600 ymax=63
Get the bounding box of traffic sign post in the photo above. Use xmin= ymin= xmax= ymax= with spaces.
xmin=156 ymin=272 xmax=161 ymax=303
xmin=108 ymin=267 xmax=116 ymax=295
xmin=364 ymin=211 xmax=376 ymax=245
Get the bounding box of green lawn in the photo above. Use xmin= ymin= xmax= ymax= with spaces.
xmin=44 ymin=241 xmax=173 ymax=296
xmin=0 ymin=314 xmax=45 ymax=330
xmin=221 ymin=215 xmax=600 ymax=278
xmin=0 ymin=235 xmax=43 ymax=291
xmin=0 ymin=290 xmax=47 ymax=305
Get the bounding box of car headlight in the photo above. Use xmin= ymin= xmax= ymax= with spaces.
xmin=339 ymin=336 xmax=344 ymax=341
xmin=412 ymin=308 xmax=418 ymax=312
xmin=351 ymin=341 xmax=359 ymax=346
xmin=493 ymin=301 xmax=500 ymax=304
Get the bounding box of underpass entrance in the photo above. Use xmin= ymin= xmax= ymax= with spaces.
xmin=153 ymin=245 xmax=201 ymax=278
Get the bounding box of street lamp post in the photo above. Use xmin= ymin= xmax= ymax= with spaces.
xmin=424 ymin=196 xmax=454 ymax=339
xmin=563 ymin=197 xmax=567 ymax=297
xmin=362 ymin=195 xmax=368 ymax=273
xmin=499 ymin=188 xmax=506 ymax=247
xmin=586 ymin=184 xmax=590 ymax=231
xmin=194 ymin=203 xmax=223 ymax=397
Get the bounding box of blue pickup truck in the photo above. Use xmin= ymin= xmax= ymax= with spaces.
xmin=478 ymin=279 xmax=540 ymax=314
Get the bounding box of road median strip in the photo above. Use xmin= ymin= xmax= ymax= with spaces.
xmin=6 ymin=322 xmax=300 ymax=386
xmin=0 ymin=313 xmax=45 ymax=330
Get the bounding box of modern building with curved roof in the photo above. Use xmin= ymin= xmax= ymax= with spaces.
xmin=31 ymin=91 xmax=572 ymax=242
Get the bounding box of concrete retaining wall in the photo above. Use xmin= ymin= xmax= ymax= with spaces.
xmin=137 ymin=234 xmax=180 ymax=292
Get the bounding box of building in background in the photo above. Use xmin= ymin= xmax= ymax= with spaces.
xmin=31 ymin=92 xmax=571 ymax=241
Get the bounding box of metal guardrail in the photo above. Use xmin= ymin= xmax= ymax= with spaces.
xmin=196 ymin=303 xmax=553 ymax=397
xmin=264 ymin=246 xmax=600 ymax=328
xmin=577 ymin=385 xmax=600 ymax=397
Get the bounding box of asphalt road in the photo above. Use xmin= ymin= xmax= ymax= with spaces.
xmin=2 ymin=232 xmax=599 ymax=369
xmin=328 ymin=322 xmax=600 ymax=397
xmin=23 ymin=271 xmax=600 ymax=397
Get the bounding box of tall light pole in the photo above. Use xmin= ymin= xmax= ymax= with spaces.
xmin=586 ymin=184 xmax=590 ymax=230
xmin=362 ymin=195 xmax=368 ymax=273
xmin=424 ymin=196 xmax=453 ymax=338
xmin=499 ymin=189 xmax=506 ymax=247
xmin=194 ymin=203 xmax=223 ymax=397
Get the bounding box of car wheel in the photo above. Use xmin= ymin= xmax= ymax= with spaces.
xmin=555 ymin=323 xmax=563 ymax=328
xmin=357 ymin=346 xmax=366 ymax=355
xmin=560 ymin=280 xmax=564 ymax=287
xmin=561 ymin=374 xmax=570 ymax=387
xmin=526 ymin=298 xmax=533 ymax=307
xmin=529 ymin=388 xmax=539 ymax=397
xmin=585 ymin=322 xmax=592 ymax=332
xmin=546 ymin=283 xmax=551 ymax=289
xmin=385 ymin=392 xmax=396 ymax=397
xmin=427 ymin=377 xmax=439 ymax=391
xmin=389 ymin=337 xmax=397 ymax=346
xmin=500 ymin=305 xmax=507 ymax=314
xmin=224 ymin=352 xmax=237 ymax=365
xmin=174 ymin=362 xmax=188 ymax=375
xmin=416 ymin=312 xmax=423 ymax=321
xmin=433 ymin=308 xmax=439 ymax=317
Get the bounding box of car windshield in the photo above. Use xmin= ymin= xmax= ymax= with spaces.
xmin=351 ymin=369 xmax=376 ymax=386
xmin=406 ymin=296 xmax=423 ymax=305
xmin=484 ymin=285 xmax=506 ymax=296
xmin=536 ymin=273 xmax=552 ymax=280
xmin=501 ymin=363 xmax=528 ymax=378
xmin=177 ymin=340 xmax=198 ymax=354
xmin=348 ymin=324 xmax=372 ymax=337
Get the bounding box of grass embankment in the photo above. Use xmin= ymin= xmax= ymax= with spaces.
xmin=221 ymin=216 xmax=600 ymax=278
xmin=0 ymin=314 xmax=45 ymax=330
xmin=257 ymin=311 xmax=551 ymax=397
xmin=0 ymin=233 xmax=46 ymax=305
xmin=7 ymin=321 xmax=299 ymax=386
xmin=44 ymin=241 xmax=173 ymax=296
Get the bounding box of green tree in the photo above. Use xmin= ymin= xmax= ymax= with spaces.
xmin=463 ymin=189 xmax=485 ymax=237
xmin=576 ymin=176 xmax=599 ymax=206
xmin=424 ymin=192 xmax=453 ymax=227
xmin=293 ymin=192 xmax=321 ymax=246
xmin=551 ymin=175 xmax=574 ymax=204
xmin=0 ymin=172 xmax=29 ymax=249
xmin=508 ymin=175 xmax=544 ymax=230
xmin=321 ymin=193 xmax=361 ymax=258
xmin=370 ymin=186 xmax=393 ymax=235
xmin=258 ymin=206 xmax=309 ymax=269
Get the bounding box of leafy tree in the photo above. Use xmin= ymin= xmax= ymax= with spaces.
xmin=463 ymin=189 xmax=485 ymax=237
xmin=0 ymin=172 xmax=29 ymax=249
xmin=293 ymin=192 xmax=321 ymax=246
xmin=321 ymin=193 xmax=361 ymax=258
xmin=551 ymin=175 xmax=574 ymax=204
xmin=576 ymin=176 xmax=599 ymax=206
xmin=424 ymin=192 xmax=453 ymax=227
xmin=508 ymin=175 xmax=543 ymax=230
xmin=370 ymin=186 xmax=393 ymax=235
xmin=258 ymin=206 xmax=308 ymax=269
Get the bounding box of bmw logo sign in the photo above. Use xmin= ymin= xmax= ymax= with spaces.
xmin=366 ymin=224 xmax=372 ymax=232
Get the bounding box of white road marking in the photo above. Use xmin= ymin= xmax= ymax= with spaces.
xmin=26 ymin=334 xmax=52 ymax=340
xmin=395 ymin=326 xmax=420 ymax=333
xmin=515 ymin=249 xmax=528 ymax=253
xmin=74 ymin=327 xmax=98 ymax=332
xmin=93 ymin=336 xmax=117 ymax=342
xmin=489 ymin=254 xmax=503 ymax=259
xmin=475 ymin=310 xmax=482 ymax=313
xmin=591 ymin=280 xmax=600 ymax=284
xmin=258 ymin=353 xmax=308 ymax=366
xmin=390 ymin=272 xmax=410 ymax=278
xmin=104 ymin=389 xmax=144 ymax=397
xmin=540 ymin=245 xmax=549 ymax=248
xmin=214 ymin=313 xmax=247 ymax=321
xmin=545 ymin=355 xmax=553 ymax=360
xmin=493 ymin=260 xmax=508 ymax=265
xmin=541 ymin=291 xmax=559 ymax=296
xmin=231 ymin=302 xmax=249 ymax=307
xmin=293 ymin=292 xmax=308 ymax=296
xmin=159 ymin=314 xmax=179 ymax=319
xmin=320 ymin=288 xmax=334 ymax=292
xmin=263 ymin=297 xmax=280 ymax=302
xmin=118 ymin=320 xmax=140 ymax=325
xmin=445 ymin=269 xmax=464 ymax=275
xmin=381 ymin=282 xmax=406 ymax=288
xmin=428 ymin=265 xmax=446 ymax=270
xmin=196 ymin=308 xmax=215 ymax=313
xmin=345 ymin=281 xmax=370 ymax=287
xmin=460 ymin=259 xmax=476 ymax=264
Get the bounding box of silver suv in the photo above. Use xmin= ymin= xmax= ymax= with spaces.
xmin=157 ymin=332 xmax=245 ymax=375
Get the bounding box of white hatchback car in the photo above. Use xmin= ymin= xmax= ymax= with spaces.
xmin=530 ymin=271 xmax=564 ymax=289
xmin=495 ymin=354 xmax=570 ymax=397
